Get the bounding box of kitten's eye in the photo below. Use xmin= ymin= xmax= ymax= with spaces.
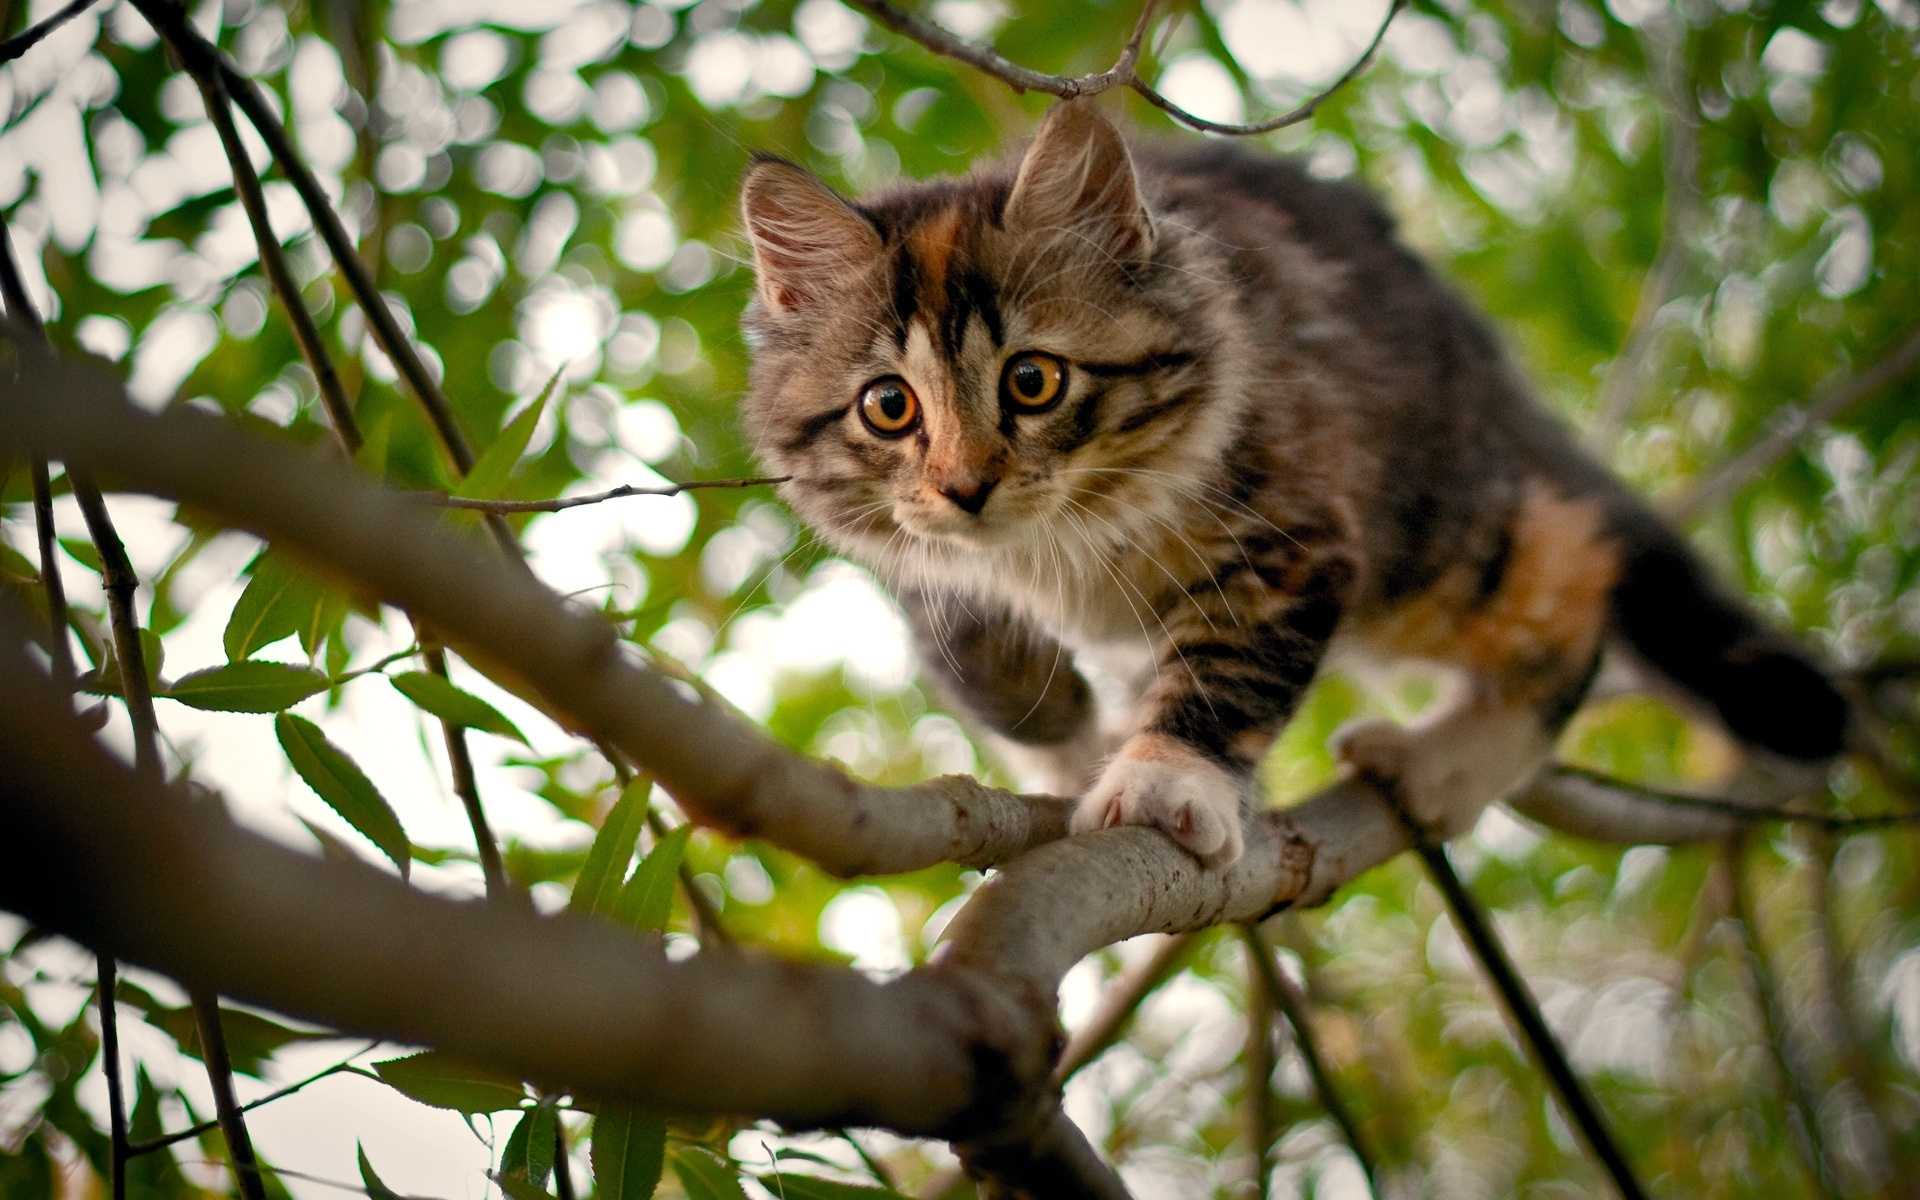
xmin=1002 ymin=352 xmax=1066 ymax=413
xmin=858 ymin=377 xmax=920 ymax=437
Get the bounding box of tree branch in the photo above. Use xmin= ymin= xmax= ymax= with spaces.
xmin=1416 ymin=842 xmax=1650 ymax=1200
xmin=846 ymin=0 xmax=1402 ymax=137
xmin=126 ymin=1047 xmax=380 ymax=1156
xmin=1667 ymin=321 xmax=1920 ymax=519
xmin=1589 ymin=17 xmax=1701 ymax=449
xmin=1511 ymin=764 xmax=1919 ymax=847
xmin=1051 ymin=932 xmax=1193 ymax=1085
xmin=0 ymin=0 xmax=97 ymax=64
xmin=416 ymin=476 xmax=790 ymax=514
xmin=1239 ymin=925 xmax=1377 ymax=1189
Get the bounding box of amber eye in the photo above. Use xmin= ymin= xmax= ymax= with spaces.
xmin=858 ymin=377 xmax=920 ymax=437
xmin=1002 ymin=352 xmax=1066 ymax=413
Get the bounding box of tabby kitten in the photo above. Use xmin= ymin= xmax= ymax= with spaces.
xmin=737 ymin=100 xmax=1846 ymax=868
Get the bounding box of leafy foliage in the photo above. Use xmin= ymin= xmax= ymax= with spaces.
xmin=2 ymin=0 xmax=1918 ymax=1196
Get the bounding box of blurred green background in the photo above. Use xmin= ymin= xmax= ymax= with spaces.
xmin=2 ymin=0 xmax=1918 ymax=1196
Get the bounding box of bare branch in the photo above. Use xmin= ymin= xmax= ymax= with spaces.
xmin=418 ymin=476 xmax=791 ymax=514
xmin=0 ymin=0 xmax=97 ymax=64
xmin=1724 ymin=837 xmax=1844 ymax=1197
xmin=1240 ymin=925 xmax=1377 ymax=1188
xmin=1051 ymin=932 xmax=1193 ymax=1085
xmin=126 ymin=1046 xmax=380 ymax=1157
xmin=96 ymin=958 xmax=130 ymax=1200
xmin=1668 ymin=322 xmax=1920 ymax=519
xmin=1240 ymin=927 xmax=1277 ymax=1198
xmin=847 ymin=0 xmax=1402 ymax=137
xmin=1512 ymin=764 xmax=1920 ymax=846
xmin=1589 ymin=17 xmax=1701 ymax=449
xmin=1416 ymin=842 xmax=1650 ymax=1200
xmin=195 ymin=70 xmax=361 ymax=455
xmin=191 ymin=986 xmax=270 ymax=1200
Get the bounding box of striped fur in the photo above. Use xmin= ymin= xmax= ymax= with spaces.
xmin=738 ymin=101 xmax=1845 ymax=867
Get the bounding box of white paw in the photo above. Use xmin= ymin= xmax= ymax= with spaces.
xmin=1072 ymin=750 xmax=1246 ymax=868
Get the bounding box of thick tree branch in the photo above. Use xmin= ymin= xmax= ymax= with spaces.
xmin=1668 ymin=321 xmax=1920 ymax=519
xmin=846 ymin=0 xmax=1402 ymax=137
xmin=1511 ymin=765 xmax=1919 ymax=846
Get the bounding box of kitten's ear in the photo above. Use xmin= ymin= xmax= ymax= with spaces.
xmin=740 ymin=157 xmax=882 ymax=314
xmin=1004 ymin=100 xmax=1152 ymax=264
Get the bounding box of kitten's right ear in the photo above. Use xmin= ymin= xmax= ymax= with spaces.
xmin=740 ymin=157 xmax=881 ymax=315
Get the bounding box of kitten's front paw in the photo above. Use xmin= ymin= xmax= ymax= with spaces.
xmin=1071 ymin=734 xmax=1246 ymax=868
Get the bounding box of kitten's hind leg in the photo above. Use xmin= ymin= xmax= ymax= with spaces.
xmin=899 ymin=590 xmax=1105 ymax=793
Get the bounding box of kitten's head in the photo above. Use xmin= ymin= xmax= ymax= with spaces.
xmin=739 ymin=101 xmax=1226 ymax=583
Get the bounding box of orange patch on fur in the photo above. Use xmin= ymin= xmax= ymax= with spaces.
xmin=1362 ymin=484 xmax=1620 ymax=700
xmin=910 ymin=207 xmax=964 ymax=301
xmin=1115 ymin=730 xmax=1213 ymax=770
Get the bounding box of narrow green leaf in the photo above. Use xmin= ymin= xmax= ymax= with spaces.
xmin=456 ymin=378 xmax=557 ymax=501
xmin=762 ymin=1174 xmax=910 ymax=1199
xmin=167 ymin=662 xmax=329 ymax=712
xmin=358 ymin=1145 xmax=404 ymax=1200
xmin=83 ymin=628 xmax=165 ymax=697
xmin=0 ymin=540 xmax=37 ymax=580
xmin=614 ymin=824 xmax=692 ymax=933
xmin=370 ymin=1051 xmax=526 ymax=1113
xmin=142 ymin=1003 xmax=319 ymax=1078
xmin=670 ymin=1146 xmax=751 ymax=1200
xmin=502 ymin=1100 xmax=556 ymax=1192
xmin=389 ymin=671 xmax=527 ymax=743
xmin=494 ymin=1174 xmax=558 ymax=1200
xmin=59 ymin=537 xmax=101 ymax=572
xmin=569 ymin=776 xmax=651 ymax=919
xmin=591 ymin=1105 xmax=666 ymax=1200
xmin=276 ymin=713 xmax=409 ymax=876
xmin=299 ymin=590 xmax=349 ymax=660
xmin=225 ymin=554 xmax=311 ymax=662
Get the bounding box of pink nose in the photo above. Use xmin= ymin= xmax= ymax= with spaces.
xmin=938 ymin=477 xmax=998 ymax=515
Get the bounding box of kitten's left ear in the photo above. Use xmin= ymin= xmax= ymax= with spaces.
xmin=1004 ymin=100 xmax=1152 ymax=264
xmin=741 ymin=157 xmax=883 ymax=314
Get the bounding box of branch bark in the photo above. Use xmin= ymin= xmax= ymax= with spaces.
xmin=1667 ymin=321 xmax=1920 ymax=519
xmin=847 ymin=0 xmax=1402 ymax=137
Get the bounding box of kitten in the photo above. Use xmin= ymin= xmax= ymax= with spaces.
xmin=736 ymin=100 xmax=1846 ymax=868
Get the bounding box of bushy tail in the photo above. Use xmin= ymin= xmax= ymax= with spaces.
xmin=1610 ymin=515 xmax=1849 ymax=761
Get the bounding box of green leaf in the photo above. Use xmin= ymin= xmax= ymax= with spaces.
xmin=614 ymin=824 xmax=692 ymax=933
xmin=0 ymin=539 xmax=37 ymax=580
xmin=276 ymin=713 xmax=409 ymax=876
xmin=226 ymin=553 xmax=318 ymax=662
xmin=301 ymin=591 xmax=349 ymax=660
xmin=590 ymin=1105 xmax=665 ymax=1200
xmin=82 ymin=628 xmax=165 ymax=697
xmin=501 ymin=1101 xmax=556 ymax=1191
xmin=166 ymin=662 xmax=329 ymax=712
xmin=389 ymin=671 xmax=527 ymax=743
xmin=456 ymin=376 xmax=557 ymax=501
xmin=762 ymin=1174 xmax=911 ymax=1199
xmin=59 ymin=537 xmax=101 ymax=572
xmin=370 ymin=1051 xmax=526 ymax=1113
xmin=358 ymin=1146 xmax=404 ymax=1200
xmin=670 ymin=1146 xmax=751 ymax=1200
xmin=569 ymin=776 xmax=651 ymax=920
xmin=494 ymin=1174 xmax=558 ymax=1200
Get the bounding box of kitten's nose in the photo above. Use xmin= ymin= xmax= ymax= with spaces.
xmin=938 ymin=476 xmax=999 ymax=515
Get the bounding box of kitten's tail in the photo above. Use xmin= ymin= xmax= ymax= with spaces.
xmin=1609 ymin=513 xmax=1849 ymax=761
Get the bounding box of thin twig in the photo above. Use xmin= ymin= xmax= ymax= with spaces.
xmin=1590 ymin=17 xmax=1701 ymax=449
xmin=553 ymin=1113 xmax=577 ymax=1200
xmin=127 ymin=1045 xmax=383 ymax=1156
xmin=130 ymin=0 xmax=520 ymax=558
xmin=418 ymin=476 xmax=790 ymax=514
xmin=96 ymin=957 xmax=130 ymax=1200
xmin=1239 ymin=925 xmax=1378 ymax=1188
xmin=1417 ymin=842 xmax=1650 ymax=1200
xmin=1240 ymin=926 xmax=1277 ymax=1199
xmin=1549 ymin=763 xmax=1920 ymax=832
xmin=195 ymin=70 xmax=360 ymax=454
xmin=848 ymin=0 xmax=1402 ymax=137
xmin=1052 ymin=931 xmax=1194 ymax=1085
xmin=27 ymin=459 xmax=72 ymax=685
xmin=0 ymin=0 xmax=97 ymax=63
xmin=191 ymin=986 xmax=270 ymax=1200
xmin=1723 ymin=836 xmax=1843 ymax=1197
xmin=1668 ymin=321 xmax=1920 ymax=519
xmin=421 ymin=643 xmax=510 ymax=900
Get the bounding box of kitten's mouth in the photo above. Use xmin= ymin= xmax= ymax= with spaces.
xmin=893 ymin=500 xmax=1018 ymax=548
